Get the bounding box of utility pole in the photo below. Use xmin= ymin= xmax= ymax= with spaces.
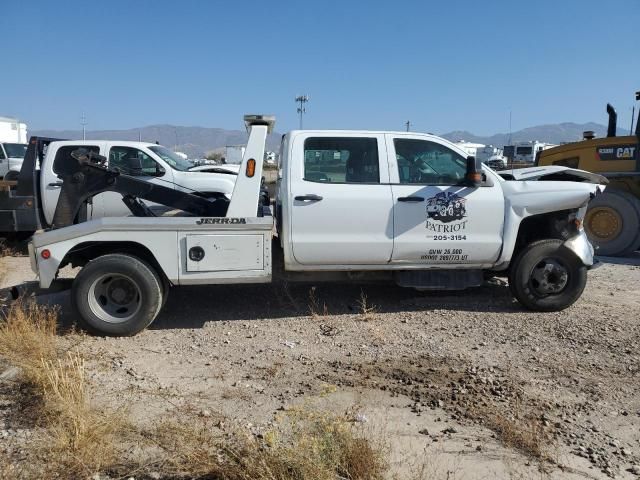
xmin=81 ymin=112 xmax=87 ymax=140
xmin=405 ymin=120 xmax=411 ymax=132
xmin=174 ymin=127 xmax=179 ymax=151
xmin=631 ymin=106 xmax=635 ymax=135
xmin=295 ymin=95 xmax=310 ymax=129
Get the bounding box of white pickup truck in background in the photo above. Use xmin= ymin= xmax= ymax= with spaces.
xmin=0 ymin=142 xmax=28 ymax=180
xmin=24 ymin=115 xmax=606 ymax=336
xmin=39 ymin=140 xmax=237 ymax=225
xmin=0 ymin=139 xmax=239 ymax=235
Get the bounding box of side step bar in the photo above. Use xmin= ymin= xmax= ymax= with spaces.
xmin=394 ymin=270 xmax=483 ymax=290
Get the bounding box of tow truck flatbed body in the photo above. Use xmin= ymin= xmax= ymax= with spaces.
xmin=31 ymin=215 xmax=273 ymax=287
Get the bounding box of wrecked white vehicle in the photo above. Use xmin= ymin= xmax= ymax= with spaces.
xmin=20 ymin=116 xmax=606 ymax=336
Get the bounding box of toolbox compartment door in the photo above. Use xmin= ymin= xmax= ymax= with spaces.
xmin=185 ymin=234 xmax=264 ymax=272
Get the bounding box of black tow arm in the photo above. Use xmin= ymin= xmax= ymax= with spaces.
xmin=51 ymin=149 xmax=229 ymax=229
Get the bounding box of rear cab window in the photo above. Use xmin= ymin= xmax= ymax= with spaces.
xmin=303 ymin=137 xmax=380 ymax=184
xmin=52 ymin=145 xmax=100 ymax=175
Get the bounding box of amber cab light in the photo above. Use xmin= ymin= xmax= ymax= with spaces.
xmin=246 ymin=158 xmax=256 ymax=177
xmin=41 ymin=249 xmax=51 ymax=259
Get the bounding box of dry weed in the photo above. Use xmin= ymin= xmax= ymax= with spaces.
xmin=147 ymin=408 xmax=388 ymax=480
xmin=0 ymin=302 xmax=57 ymax=386
xmin=308 ymin=286 xmax=329 ymax=317
xmin=0 ymin=302 xmax=127 ymax=477
xmin=356 ymin=289 xmax=378 ymax=321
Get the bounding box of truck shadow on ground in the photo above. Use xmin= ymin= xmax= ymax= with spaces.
xmin=5 ymin=277 xmax=521 ymax=334
xmin=147 ymin=281 xmax=520 ymax=331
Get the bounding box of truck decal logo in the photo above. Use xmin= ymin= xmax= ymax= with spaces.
xmin=196 ymin=218 xmax=247 ymax=225
xmin=425 ymin=192 xmax=468 ymax=234
xmin=426 ymin=192 xmax=466 ymax=223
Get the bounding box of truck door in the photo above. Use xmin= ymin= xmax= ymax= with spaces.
xmin=289 ymin=134 xmax=394 ymax=265
xmin=386 ymin=135 xmax=504 ymax=265
xmin=102 ymin=144 xmax=175 ymax=216
xmin=41 ymin=142 xmax=106 ymax=226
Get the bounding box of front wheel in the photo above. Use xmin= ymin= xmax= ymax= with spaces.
xmin=72 ymin=254 xmax=164 ymax=336
xmin=509 ymin=239 xmax=587 ymax=312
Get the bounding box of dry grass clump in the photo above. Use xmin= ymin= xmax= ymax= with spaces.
xmin=148 ymin=409 xmax=388 ymax=480
xmin=486 ymin=412 xmax=550 ymax=460
xmin=466 ymin=396 xmax=553 ymax=462
xmin=308 ymin=286 xmax=329 ymax=317
xmin=0 ymin=302 xmax=126 ymax=477
xmin=356 ymin=290 xmax=378 ymax=321
xmin=0 ymin=302 xmax=57 ymax=385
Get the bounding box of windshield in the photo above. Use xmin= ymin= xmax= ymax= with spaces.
xmin=148 ymin=145 xmax=193 ymax=171
xmin=3 ymin=143 xmax=27 ymax=158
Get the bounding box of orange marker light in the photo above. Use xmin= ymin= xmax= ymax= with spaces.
xmin=246 ymin=158 xmax=256 ymax=178
xmin=41 ymin=249 xmax=51 ymax=259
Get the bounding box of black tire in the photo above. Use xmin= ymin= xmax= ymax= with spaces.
xmin=509 ymin=239 xmax=587 ymax=312
xmin=584 ymin=190 xmax=640 ymax=257
xmin=71 ymin=254 xmax=163 ymax=336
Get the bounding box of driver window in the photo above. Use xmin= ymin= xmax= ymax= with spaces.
xmin=109 ymin=146 xmax=164 ymax=177
xmin=394 ymin=139 xmax=466 ymax=185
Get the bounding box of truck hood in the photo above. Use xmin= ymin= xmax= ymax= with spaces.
xmin=501 ymin=179 xmax=600 ymax=217
xmin=498 ymin=165 xmax=608 ymax=184
xmin=172 ymin=171 xmax=237 ymax=196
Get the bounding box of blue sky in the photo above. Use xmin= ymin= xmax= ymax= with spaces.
xmin=2 ymin=0 xmax=639 ymax=134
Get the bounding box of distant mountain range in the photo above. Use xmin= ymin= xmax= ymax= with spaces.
xmin=32 ymin=121 xmax=632 ymax=158
xmin=441 ymin=122 xmax=631 ymax=146
xmin=32 ymin=125 xmax=283 ymax=159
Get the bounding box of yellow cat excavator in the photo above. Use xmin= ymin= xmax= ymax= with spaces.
xmin=537 ymin=91 xmax=640 ymax=256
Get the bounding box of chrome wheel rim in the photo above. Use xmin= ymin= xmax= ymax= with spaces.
xmin=88 ymin=274 xmax=141 ymax=323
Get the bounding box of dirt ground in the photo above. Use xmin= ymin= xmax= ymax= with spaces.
xmin=1 ymin=251 xmax=639 ymax=479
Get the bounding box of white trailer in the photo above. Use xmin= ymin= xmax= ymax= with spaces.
xmin=0 ymin=117 xmax=28 ymax=179
xmin=0 ymin=117 xmax=27 ymax=143
xmin=23 ymin=115 xmax=606 ymax=336
xmin=455 ymin=141 xmax=506 ymax=169
xmin=225 ymin=145 xmax=246 ymax=164
xmin=508 ymin=141 xmax=558 ymax=164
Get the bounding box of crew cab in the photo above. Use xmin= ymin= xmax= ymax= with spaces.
xmin=23 ymin=115 xmax=605 ymax=336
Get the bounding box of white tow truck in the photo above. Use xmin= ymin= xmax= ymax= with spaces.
xmin=24 ymin=115 xmax=606 ymax=336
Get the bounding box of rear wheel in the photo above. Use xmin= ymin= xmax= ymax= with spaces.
xmin=509 ymin=239 xmax=587 ymax=312
xmin=584 ymin=190 xmax=640 ymax=257
xmin=72 ymin=254 xmax=164 ymax=336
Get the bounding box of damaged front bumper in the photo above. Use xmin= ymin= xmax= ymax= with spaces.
xmin=563 ymin=229 xmax=597 ymax=268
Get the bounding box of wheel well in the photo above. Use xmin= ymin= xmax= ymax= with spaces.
xmin=60 ymin=241 xmax=171 ymax=287
xmin=513 ymin=210 xmax=577 ymax=259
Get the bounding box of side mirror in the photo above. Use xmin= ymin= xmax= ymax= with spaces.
xmin=465 ymin=156 xmax=482 ymax=187
xmin=156 ymin=165 xmax=166 ymax=176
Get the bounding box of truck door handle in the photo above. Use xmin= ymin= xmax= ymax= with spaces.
xmin=295 ymin=194 xmax=323 ymax=202
xmin=398 ymin=196 xmax=424 ymax=202
xmin=48 ymin=182 xmax=64 ymax=187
